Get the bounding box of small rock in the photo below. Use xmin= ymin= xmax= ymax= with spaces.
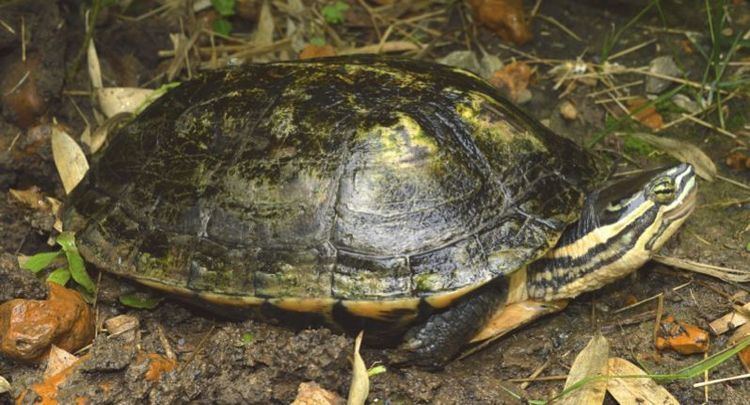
xmin=655 ymin=315 xmax=709 ymax=355
xmin=0 ymin=283 xmax=94 ymax=362
xmin=439 ymin=51 xmax=481 ymax=75
xmin=559 ymin=100 xmax=578 ymax=120
xmin=490 ymin=62 xmax=533 ymax=104
xmin=646 ymin=56 xmax=682 ymax=94
xmin=671 ymin=94 xmax=700 ymax=114
xmin=81 ymin=335 xmax=136 ymax=372
xmin=292 ymin=382 xmax=344 ymax=405
xmin=0 ymin=253 xmax=47 ymax=302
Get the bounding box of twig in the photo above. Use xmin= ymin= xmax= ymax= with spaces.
xmin=682 ymin=114 xmax=738 ymax=139
xmin=693 ymin=372 xmax=750 ymax=388
xmin=586 ymin=80 xmax=643 ymax=98
xmin=507 ymin=375 xmax=567 ymax=383
xmin=653 ymin=254 xmax=750 ymax=283
xmin=537 ymin=14 xmax=582 ymax=42
xmin=717 ymin=175 xmax=750 ymax=192
xmin=608 ymin=39 xmax=656 ymax=61
xmin=0 ymin=18 xmax=15 ymax=34
xmin=520 ymin=359 xmax=552 ymax=389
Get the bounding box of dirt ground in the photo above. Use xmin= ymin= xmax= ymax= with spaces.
xmin=1 ymin=0 xmax=750 ymax=403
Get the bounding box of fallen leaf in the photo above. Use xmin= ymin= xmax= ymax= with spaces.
xmin=627 ymin=98 xmax=664 ymax=130
xmin=0 ymin=375 xmax=9 ymax=394
xmin=0 ymin=283 xmax=94 ymax=362
xmin=0 ymin=55 xmax=46 ymax=128
xmin=81 ymin=112 xmax=132 ymax=154
xmin=607 ymin=357 xmax=679 ymax=405
xmin=251 ymin=0 xmax=274 ymax=61
xmin=87 ymin=38 xmax=103 ymax=90
xmin=709 ymin=301 xmax=750 ymax=335
xmin=628 ymin=132 xmax=717 ymax=181
xmin=347 ymin=331 xmax=369 ymax=405
xmin=292 ymin=382 xmax=344 ymax=405
xmin=739 ymin=347 xmax=750 ymax=372
xmin=655 ymin=315 xmax=710 ymax=355
xmin=299 ymin=44 xmax=336 ymax=59
xmin=51 ymin=126 xmax=89 ymax=194
xmin=726 ymin=151 xmax=750 ymax=171
xmin=105 ymin=315 xmax=139 ymax=336
xmin=489 ymin=61 xmax=533 ymax=104
xmin=45 ymin=345 xmax=79 ymax=378
xmin=97 ymin=87 xmax=154 ymax=118
xmin=9 ymin=186 xmax=50 ymax=211
xmin=466 ymin=0 xmax=532 ymax=45
xmin=559 ymin=333 xmax=609 ymax=405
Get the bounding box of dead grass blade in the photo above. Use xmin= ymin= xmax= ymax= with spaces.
xmin=347 ymin=331 xmax=368 ymax=405
xmin=607 ymin=358 xmax=679 ymax=405
xmin=559 ymin=333 xmax=609 ymax=405
xmin=653 ymin=254 xmax=750 ymax=283
xmin=627 ymin=132 xmax=717 ymax=181
xmin=51 ymin=126 xmax=89 ymax=194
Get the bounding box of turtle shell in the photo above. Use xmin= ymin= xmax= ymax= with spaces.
xmin=64 ymin=57 xmax=603 ymax=329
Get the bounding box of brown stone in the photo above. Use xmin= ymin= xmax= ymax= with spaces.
xmin=0 ymin=283 xmax=94 ymax=362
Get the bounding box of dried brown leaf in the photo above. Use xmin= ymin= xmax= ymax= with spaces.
xmin=347 ymin=331 xmax=368 ymax=405
xmin=51 ymin=126 xmax=89 ymax=194
xmin=9 ymin=186 xmax=49 ymax=211
xmin=627 ymin=98 xmax=664 ymax=130
xmin=560 ymin=333 xmax=609 ymax=405
xmin=628 ymin=132 xmax=717 ymax=181
xmin=97 ymin=88 xmax=153 ymax=118
xmin=299 ymin=44 xmax=336 ymax=60
xmin=606 ymin=357 xmax=679 ymax=405
xmin=45 ymin=345 xmax=78 ymax=378
xmin=466 ymin=0 xmax=532 ymax=45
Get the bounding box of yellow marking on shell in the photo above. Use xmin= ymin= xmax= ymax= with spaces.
xmin=372 ymin=114 xmax=439 ymax=168
xmin=342 ymin=298 xmax=421 ymax=321
xmin=271 ymin=297 xmax=336 ymax=314
xmin=425 ymin=283 xmax=481 ymax=309
xmin=458 ymin=92 xmax=548 ymax=153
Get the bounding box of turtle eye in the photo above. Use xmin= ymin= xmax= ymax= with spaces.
xmin=650 ymin=177 xmax=676 ymax=204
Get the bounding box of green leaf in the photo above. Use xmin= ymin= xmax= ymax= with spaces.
xmin=367 ymin=364 xmax=386 ymax=377
xmin=322 ymin=1 xmax=349 ymax=25
xmin=241 ymin=332 xmax=254 ymax=344
xmin=211 ymin=0 xmax=235 ymax=17
xmin=47 ymin=268 xmax=71 ymax=286
xmin=310 ymin=36 xmax=326 ymax=46
xmin=118 ymin=293 xmax=162 ymax=309
xmin=213 ymin=18 xmax=233 ymax=36
xmin=21 ymin=251 xmax=62 ymax=273
xmin=56 ymin=232 xmax=96 ymax=293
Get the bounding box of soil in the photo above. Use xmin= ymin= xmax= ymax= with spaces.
xmin=1 ymin=0 xmax=750 ymax=404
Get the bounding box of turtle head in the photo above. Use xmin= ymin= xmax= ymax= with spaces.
xmin=528 ymin=163 xmax=697 ymax=301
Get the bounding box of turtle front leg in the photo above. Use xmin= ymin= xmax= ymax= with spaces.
xmin=398 ymin=278 xmax=508 ymax=369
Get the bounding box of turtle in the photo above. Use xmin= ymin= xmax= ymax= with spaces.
xmin=63 ymin=56 xmax=697 ymax=367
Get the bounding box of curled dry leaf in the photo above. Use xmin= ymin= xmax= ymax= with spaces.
xmin=559 ymin=333 xmax=609 ymax=405
xmin=292 ymin=382 xmax=344 ymax=405
xmin=87 ymin=38 xmax=103 ymax=90
xmin=97 ymin=88 xmax=154 ymax=118
xmin=726 ymin=151 xmax=750 ymax=171
xmin=9 ymin=186 xmax=49 ymax=211
xmin=51 ymin=126 xmax=89 ymax=194
xmin=627 ymin=98 xmax=664 ymax=130
xmin=709 ymin=301 xmax=750 ymax=335
xmin=0 ymin=375 xmax=9 ymax=394
xmin=607 ymin=357 xmax=679 ymax=405
xmin=466 ymin=0 xmax=532 ymax=45
xmin=347 ymin=331 xmax=369 ymax=405
xmin=655 ymin=315 xmax=709 ymax=355
xmin=628 ymin=132 xmax=717 ymax=181
xmin=0 ymin=283 xmax=94 ymax=362
xmin=299 ymin=44 xmax=337 ymax=60
xmin=45 ymin=345 xmax=79 ymax=378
